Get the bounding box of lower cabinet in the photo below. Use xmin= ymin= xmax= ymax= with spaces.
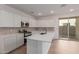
xmin=0 ymin=36 xmax=5 ymax=53
xmin=0 ymin=33 xmax=24 ymax=54
xmin=27 ymin=39 xmax=42 ymax=54
xmin=16 ymin=34 xmax=24 ymax=48
xmin=4 ymin=35 xmax=17 ymax=53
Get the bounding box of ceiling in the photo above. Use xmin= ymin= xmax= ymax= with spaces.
xmin=7 ymin=4 xmax=79 ymax=17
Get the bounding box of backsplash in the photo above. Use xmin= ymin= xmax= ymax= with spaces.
xmin=0 ymin=27 xmax=55 ymax=34
xmin=26 ymin=27 xmax=55 ymax=32
xmin=0 ymin=28 xmax=20 ymax=34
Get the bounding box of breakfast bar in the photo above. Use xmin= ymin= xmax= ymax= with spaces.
xmin=26 ymin=32 xmax=55 ymax=54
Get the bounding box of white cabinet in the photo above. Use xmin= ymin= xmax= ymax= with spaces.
xmin=0 ymin=10 xmax=22 ymax=27
xmin=37 ymin=19 xmax=58 ymax=27
xmin=0 ymin=11 xmax=14 ymax=27
xmin=0 ymin=33 xmax=24 ymax=54
xmin=13 ymin=14 xmax=22 ymax=27
xmin=0 ymin=36 xmax=5 ymax=53
xmin=0 ymin=10 xmax=37 ymax=27
xmin=4 ymin=34 xmax=16 ymax=53
xmin=29 ymin=16 xmax=37 ymax=27
xmin=36 ymin=20 xmax=49 ymax=27
xmin=16 ymin=33 xmax=24 ymax=48
xmin=21 ymin=16 xmax=29 ymax=23
xmin=21 ymin=16 xmax=37 ymax=27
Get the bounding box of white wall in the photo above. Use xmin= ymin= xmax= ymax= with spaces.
xmin=37 ymin=16 xmax=59 ymax=39
xmin=36 ymin=12 xmax=79 ymax=39
xmin=58 ymin=12 xmax=79 ymax=18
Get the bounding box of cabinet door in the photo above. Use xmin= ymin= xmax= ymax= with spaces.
xmin=13 ymin=14 xmax=22 ymax=27
xmin=0 ymin=11 xmax=14 ymax=27
xmin=29 ymin=16 xmax=36 ymax=27
xmin=0 ymin=37 xmax=5 ymax=53
xmin=27 ymin=39 xmax=42 ymax=54
xmin=21 ymin=16 xmax=29 ymax=23
xmin=16 ymin=34 xmax=24 ymax=48
xmin=4 ymin=35 xmax=16 ymax=53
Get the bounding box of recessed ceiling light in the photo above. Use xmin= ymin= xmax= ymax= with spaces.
xmin=38 ymin=13 xmax=42 ymax=16
xmin=70 ymin=9 xmax=75 ymax=12
xmin=50 ymin=10 xmax=54 ymax=14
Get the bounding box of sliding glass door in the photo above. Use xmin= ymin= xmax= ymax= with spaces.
xmin=59 ymin=19 xmax=68 ymax=39
xmin=69 ymin=18 xmax=76 ymax=39
xmin=59 ymin=18 xmax=76 ymax=40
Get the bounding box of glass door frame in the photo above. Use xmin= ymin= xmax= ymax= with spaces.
xmin=59 ymin=18 xmax=76 ymax=40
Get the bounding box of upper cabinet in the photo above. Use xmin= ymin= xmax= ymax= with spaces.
xmin=0 ymin=10 xmax=37 ymax=27
xmin=13 ymin=14 xmax=22 ymax=27
xmin=0 ymin=11 xmax=14 ymax=27
xmin=21 ymin=16 xmax=37 ymax=27
xmin=21 ymin=16 xmax=29 ymax=23
xmin=36 ymin=19 xmax=56 ymax=27
xmin=29 ymin=16 xmax=37 ymax=27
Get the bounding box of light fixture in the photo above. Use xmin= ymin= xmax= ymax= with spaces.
xmin=50 ymin=10 xmax=54 ymax=14
xmin=38 ymin=13 xmax=42 ymax=16
xmin=70 ymin=9 xmax=75 ymax=12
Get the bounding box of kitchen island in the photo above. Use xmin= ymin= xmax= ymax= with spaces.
xmin=26 ymin=32 xmax=55 ymax=54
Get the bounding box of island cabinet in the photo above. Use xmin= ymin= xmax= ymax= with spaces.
xmin=26 ymin=32 xmax=55 ymax=54
xmin=0 ymin=33 xmax=24 ymax=54
xmin=27 ymin=40 xmax=42 ymax=54
xmin=27 ymin=39 xmax=51 ymax=54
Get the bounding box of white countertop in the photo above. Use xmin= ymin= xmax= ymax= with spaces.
xmin=26 ymin=32 xmax=55 ymax=42
xmin=0 ymin=32 xmax=23 ymax=37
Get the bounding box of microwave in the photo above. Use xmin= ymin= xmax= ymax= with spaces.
xmin=21 ymin=21 xmax=29 ymax=27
